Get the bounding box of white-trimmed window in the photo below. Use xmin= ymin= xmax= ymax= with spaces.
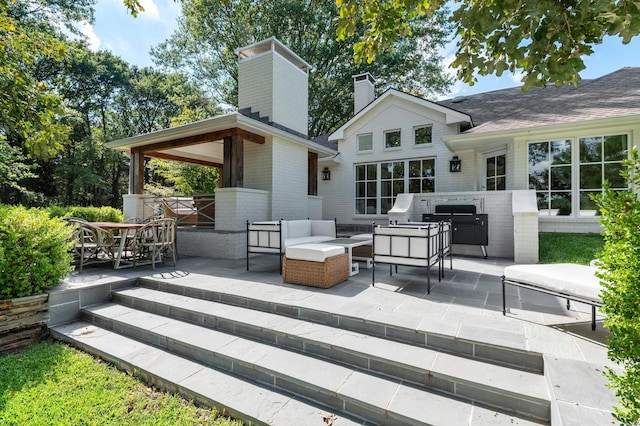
xmin=484 ymin=151 xmax=506 ymax=191
xmin=528 ymin=134 xmax=628 ymax=217
xmin=357 ymin=133 xmax=373 ymax=152
xmin=384 ymin=129 xmax=401 ymax=149
xmin=578 ymin=134 xmax=627 ymax=215
xmin=381 ymin=161 xmax=405 ymax=214
xmin=408 ymin=159 xmax=435 ymax=193
xmin=414 ymin=125 xmax=433 ymax=145
xmin=355 ymin=157 xmax=436 ymax=215
xmin=355 ymin=163 xmax=377 ymax=215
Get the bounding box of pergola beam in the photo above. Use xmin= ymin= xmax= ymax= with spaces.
xmin=130 ymin=128 xmax=264 ymax=155
xmin=146 ymin=151 xmax=223 ymax=169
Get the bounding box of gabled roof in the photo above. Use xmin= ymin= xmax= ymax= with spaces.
xmin=328 ymin=89 xmax=472 ymax=141
xmin=438 ymin=67 xmax=640 ymax=136
xmin=106 ymin=111 xmax=336 ymax=167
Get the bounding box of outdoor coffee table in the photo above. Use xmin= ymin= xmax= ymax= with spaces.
xmin=319 ymin=238 xmax=373 ymax=276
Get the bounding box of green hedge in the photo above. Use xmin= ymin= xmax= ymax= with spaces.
xmin=47 ymin=205 xmax=123 ymax=222
xmin=0 ymin=206 xmax=74 ymax=299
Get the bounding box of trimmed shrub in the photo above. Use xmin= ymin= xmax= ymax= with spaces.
xmin=47 ymin=205 xmax=123 ymax=222
xmin=594 ymin=147 xmax=640 ymax=425
xmin=0 ymin=206 xmax=74 ymax=299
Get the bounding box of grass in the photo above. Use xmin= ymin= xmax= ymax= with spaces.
xmin=539 ymin=232 xmax=604 ymax=265
xmin=0 ymin=341 xmax=241 ymax=426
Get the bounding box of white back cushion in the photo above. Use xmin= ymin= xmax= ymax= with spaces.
xmin=311 ymin=220 xmax=336 ymax=238
xmin=285 ymin=220 xmax=312 ymax=239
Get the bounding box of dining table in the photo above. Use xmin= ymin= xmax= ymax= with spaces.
xmin=90 ymin=222 xmax=146 ymax=269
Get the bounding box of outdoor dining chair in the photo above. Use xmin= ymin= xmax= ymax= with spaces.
xmin=66 ymin=219 xmax=116 ymax=271
xmin=127 ymin=218 xmax=177 ymax=270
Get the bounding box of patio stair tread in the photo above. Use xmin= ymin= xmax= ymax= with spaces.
xmin=86 ymin=288 xmax=550 ymax=423
xmin=53 ymin=313 xmax=544 ymax=426
xmin=49 ymin=321 xmax=363 ymax=426
xmin=136 ymin=276 xmax=544 ymax=373
xmin=110 ymin=286 xmax=550 ymax=405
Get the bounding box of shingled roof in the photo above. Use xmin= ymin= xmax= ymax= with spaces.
xmin=437 ymin=67 xmax=640 ymax=135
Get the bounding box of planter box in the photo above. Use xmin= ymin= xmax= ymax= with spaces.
xmin=0 ymin=293 xmax=48 ymax=353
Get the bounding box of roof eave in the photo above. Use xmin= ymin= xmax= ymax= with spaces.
xmin=328 ymin=89 xmax=472 ymax=142
xmin=106 ymin=112 xmax=336 ymax=157
xmin=443 ymin=114 xmax=640 ymax=148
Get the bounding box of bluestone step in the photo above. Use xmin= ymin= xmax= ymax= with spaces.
xmin=50 ymin=321 xmax=362 ymax=426
xmin=137 ymin=277 xmax=544 ymax=373
xmin=84 ymin=298 xmax=550 ymax=423
xmin=112 ymin=286 xmax=550 ymax=420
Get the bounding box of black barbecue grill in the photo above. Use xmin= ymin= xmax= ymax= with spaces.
xmin=422 ymin=204 xmax=488 ymax=258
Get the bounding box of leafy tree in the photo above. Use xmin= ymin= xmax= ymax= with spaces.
xmin=594 ymin=147 xmax=640 ymax=425
xmin=336 ymin=0 xmax=640 ymax=90
xmin=146 ymin=159 xmax=219 ymax=196
xmin=152 ymin=0 xmax=452 ymax=137
xmin=0 ymin=0 xmax=103 ymax=202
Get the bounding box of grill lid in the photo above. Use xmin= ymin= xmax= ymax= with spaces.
xmin=434 ymin=204 xmax=477 ymax=215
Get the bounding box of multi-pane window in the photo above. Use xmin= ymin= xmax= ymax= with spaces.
xmin=355 ymin=158 xmax=435 ymax=215
xmin=529 ymin=139 xmax=572 ymax=215
xmin=357 ymin=133 xmax=372 ymax=152
xmin=486 ymin=154 xmax=506 ymax=190
xmin=578 ymin=135 xmax=627 ymax=216
xmin=414 ymin=126 xmax=432 ymax=145
xmin=381 ymin=162 xmax=405 ymax=214
xmin=528 ymin=134 xmax=628 ymax=217
xmin=355 ymin=164 xmax=377 ymax=215
xmin=408 ymin=159 xmax=435 ymax=193
xmin=384 ymin=130 xmax=401 ymax=148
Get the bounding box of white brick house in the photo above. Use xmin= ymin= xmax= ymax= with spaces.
xmin=107 ymin=36 xmax=640 ymax=261
xmin=320 ymin=68 xmax=640 ymax=259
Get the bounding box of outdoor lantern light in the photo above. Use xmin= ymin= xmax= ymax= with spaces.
xmin=322 ymin=167 xmax=331 ymax=181
xmin=449 ymin=156 xmax=462 ymax=173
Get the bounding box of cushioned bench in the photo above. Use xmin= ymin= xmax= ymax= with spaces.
xmin=283 ymin=244 xmax=349 ymax=288
xmin=501 ymin=264 xmax=603 ymax=330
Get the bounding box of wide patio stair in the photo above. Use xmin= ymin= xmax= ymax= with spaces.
xmin=51 ymin=278 xmax=552 ymax=425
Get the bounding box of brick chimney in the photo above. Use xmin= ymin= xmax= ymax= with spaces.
xmin=353 ymin=72 xmax=375 ymax=114
xmin=235 ymin=37 xmax=311 ymax=136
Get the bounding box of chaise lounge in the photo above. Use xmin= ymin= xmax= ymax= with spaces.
xmin=501 ymin=263 xmax=604 ymax=330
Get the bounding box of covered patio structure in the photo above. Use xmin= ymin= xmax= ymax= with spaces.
xmin=107 ymin=111 xmax=337 ymax=259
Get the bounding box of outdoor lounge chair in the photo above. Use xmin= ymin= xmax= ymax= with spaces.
xmin=501 ymin=263 xmax=603 ymax=330
xmin=371 ymin=222 xmax=448 ymax=293
xmin=162 ymin=198 xmax=197 ymax=225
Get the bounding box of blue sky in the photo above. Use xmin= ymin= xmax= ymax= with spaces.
xmin=84 ymin=0 xmax=640 ymax=99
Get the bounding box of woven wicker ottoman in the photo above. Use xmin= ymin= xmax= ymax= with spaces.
xmin=350 ymin=234 xmax=373 ymax=258
xmin=283 ymin=244 xmax=349 ymax=288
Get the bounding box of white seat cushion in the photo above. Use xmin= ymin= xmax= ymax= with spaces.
xmin=504 ymin=264 xmax=602 ymax=303
xmin=285 ymin=244 xmax=344 ymax=262
xmin=351 ymin=234 xmax=372 ymax=240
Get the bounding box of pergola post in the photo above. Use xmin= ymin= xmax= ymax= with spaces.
xmin=130 ymin=150 xmax=145 ymax=194
xmin=223 ymin=134 xmax=244 ymax=187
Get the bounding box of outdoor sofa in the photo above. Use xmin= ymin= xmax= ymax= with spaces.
xmin=246 ymin=219 xmax=337 ymax=271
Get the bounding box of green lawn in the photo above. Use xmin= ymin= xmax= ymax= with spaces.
xmin=539 ymin=232 xmax=604 ymax=265
xmin=0 ymin=341 xmax=240 ymax=426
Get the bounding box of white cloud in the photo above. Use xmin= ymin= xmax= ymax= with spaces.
xmin=139 ymin=0 xmax=160 ymax=20
xmin=76 ymin=20 xmax=101 ymax=51
xmin=510 ymin=71 xmax=525 ymax=83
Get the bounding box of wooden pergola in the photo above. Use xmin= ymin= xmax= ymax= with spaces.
xmin=125 ymin=127 xmax=265 ymax=194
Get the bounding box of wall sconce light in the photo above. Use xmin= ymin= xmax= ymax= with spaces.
xmin=449 ymin=156 xmax=462 ymax=173
xmin=321 ymin=167 xmax=331 ymax=181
